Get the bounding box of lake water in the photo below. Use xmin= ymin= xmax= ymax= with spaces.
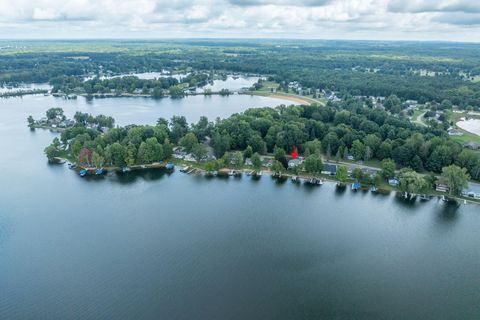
xmin=83 ymin=73 xmax=260 ymax=91
xmin=1 ymin=94 xmax=480 ymax=319
xmin=457 ymin=118 xmax=480 ymax=136
xmin=196 ymin=75 xmax=261 ymax=93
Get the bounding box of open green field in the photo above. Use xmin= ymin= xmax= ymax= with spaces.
xmin=252 ymin=81 xmax=326 ymax=106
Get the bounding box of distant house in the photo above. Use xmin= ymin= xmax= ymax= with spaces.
xmin=388 ymin=178 xmax=399 ymax=187
xmin=464 ymin=141 xmax=480 ymax=150
xmin=322 ymin=164 xmax=337 ymax=175
xmin=435 ymin=183 xmax=449 ymax=193
xmin=245 ymin=158 xmax=253 ymax=166
xmin=263 ymin=159 xmax=273 ymax=167
xmin=288 ymin=159 xmax=301 ymax=169
xmin=448 ymin=128 xmax=464 ymax=136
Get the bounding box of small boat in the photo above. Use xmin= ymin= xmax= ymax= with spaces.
xmin=95 ymin=168 xmax=104 ymax=175
xmin=256 ymin=171 xmax=262 ymax=176
xmin=79 ymin=169 xmax=87 ymax=177
xmin=228 ymin=170 xmax=235 ymax=176
xmin=305 ymin=177 xmax=322 ymax=185
xmin=441 ymin=195 xmax=449 ymax=202
xmin=370 ymin=186 xmax=378 ymax=193
xmin=122 ymin=166 xmax=131 ymax=173
xmin=291 ymin=175 xmax=300 ymax=183
xmin=67 ymin=162 xmax=76 ymax=169
xmin=419 ymin=194 xmax=430 ymax=201
xmin=351 ymin=181 xmax=360 ymax=191
xmin=180 ymin=166 xmax=189 ymax=173
xmin=57 ymin=159 xmax=66 ymax=164
xmin=165 ymin=163 xmax=174 ymax=170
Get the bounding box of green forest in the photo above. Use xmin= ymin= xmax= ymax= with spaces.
xmin=2 ymin=39 xmax=480 ymax=108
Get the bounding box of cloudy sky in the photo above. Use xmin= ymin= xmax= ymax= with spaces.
xmin=0 ymin=0 xmax=479 ymax=41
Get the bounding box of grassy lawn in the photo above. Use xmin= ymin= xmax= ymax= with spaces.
xmin=256 ymin=81 xmax=279 ymax=93
xmin=252 ymin=83 xmax=326 ymax=106
xmin=450 ymin=129 xmax=480 ymax=144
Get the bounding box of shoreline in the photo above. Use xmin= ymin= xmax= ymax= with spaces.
xmin=53 ymin=158 xmax=480 ymax=205
xmin=249 ymin=92 xmax=320 ymax=106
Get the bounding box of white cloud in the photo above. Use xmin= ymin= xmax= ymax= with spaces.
xmin=0 ymin=0 xmax=479 ymax=41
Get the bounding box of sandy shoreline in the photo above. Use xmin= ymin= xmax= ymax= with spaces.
xmin=250 ymin=92 xmax=314 ymax=105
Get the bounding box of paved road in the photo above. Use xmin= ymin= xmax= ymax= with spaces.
xmin=413 ymin=111 xmax=427 ymax=127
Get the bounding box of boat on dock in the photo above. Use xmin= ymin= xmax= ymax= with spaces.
xmin=79 ymin=169 xmax=87 ymax=177
xmin=419 ymin=194 xmax=431 ymax=201
xmin=291 ymin=175 xmax=300 ymax=183
xmin=305 ymin=177 xmax=323 ymax=185
xmin=228 ymin=170 xmax=241 ymax=177
xmin=351 ymin=181 xmax=360 ymax=191
xmin=205 ymin=170 xmax=218 ymax=177
xmin=95 ymin=168 xmax=104 ymax=175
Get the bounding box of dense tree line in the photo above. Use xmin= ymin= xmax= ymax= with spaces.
xmin=45 ymin=102 xmax=480 ymax=181
xmin=3 ymin=40 xmax=480 ymax=108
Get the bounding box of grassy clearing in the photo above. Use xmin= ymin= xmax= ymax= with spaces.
xmin=252 ymin=81 xmax=326 ymax=106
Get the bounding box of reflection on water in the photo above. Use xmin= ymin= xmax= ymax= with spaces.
xmin=436 ymin=202 xmax=460 ymax=223
xmin=334 ymin=185 xmax=347 ymax=197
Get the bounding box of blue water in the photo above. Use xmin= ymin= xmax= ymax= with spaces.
xmin=0 ymin=95 xmax=479 ymax=319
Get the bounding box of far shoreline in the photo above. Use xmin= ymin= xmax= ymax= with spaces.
xmin=249 ymin=92 xmax=319 ymax=106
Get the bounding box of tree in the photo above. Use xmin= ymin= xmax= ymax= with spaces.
xmin=74 ymin=112 xmax=89 ymax=125
xmin=365 ymin=146 xmax=372 ymax=161
xmin=231 ymin=151 xmax=244 ymax=167
xmin=91 ymin=151 xmax=105 ymax=168
xmin=304 ymin=155 xmax=323 ymax=173
xmin=352 ymin=168 xmax=363 ymax=181
xmin=380 ymin=158 xmax=396 ymax=179
xmin=46 ymin=107 xmax=64 ymax=120
xmin=136 ymin=138 xmax=162 ymax=164
xmin=244 ymin=145 xmax=253 ymax=159
xmin=441 ymin=165 xmax=470 ymax=196
xmin=335 ymin=165 xmax=348 ymax=184
xmin=191 ymin=143 xmax=207 ymax=162
xmin=251 ymin=153 xmax=262 ymax=171
xmin=398 ymin=168 xmax=426 ymax=196
xmin=179 ymin=133 xmax=198 ymax=153
xmin=351 ymin=140 xmax=365 ymax=160
xmin=27 ymin=115 xmax=35 ymax=126
xmin=384 ymin=94 xmax=401 ymax=113
xmin=303 ymin=139 xmax=322 ymax=156
xmin=169 ymin=116 xmax=188 ymax=144
xmin=271 ymin=160 xmax=284 ymax=174
xmin=105 ymin=142 xmax=127 ymax=167
xmin=211 ymin=130 xmax=231 ymax=158
xmin=168 ymin=85 xmax=185 ymax=98
xmin=44 ymin=144 xmax=60 ymax=161
xmin=274 ymin=146 xmax=286 ymax=162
